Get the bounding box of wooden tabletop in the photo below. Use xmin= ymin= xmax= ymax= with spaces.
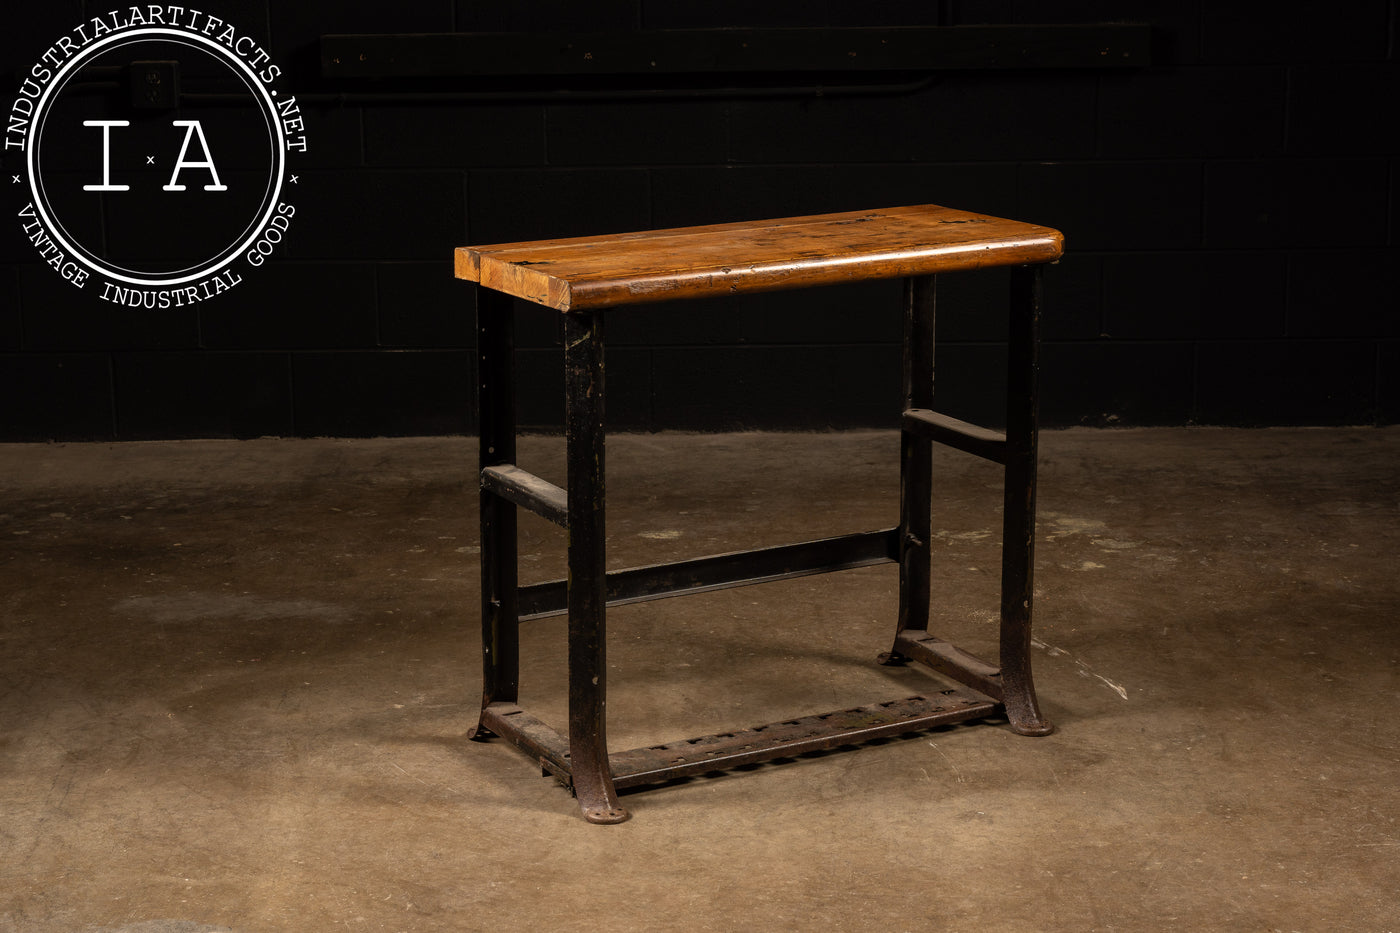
xmin=455 ymin=204 xmax=1063 ymax=312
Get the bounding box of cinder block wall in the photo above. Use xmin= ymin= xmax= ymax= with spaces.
xmin=2 ymin=1 xmax=1397 ymax=439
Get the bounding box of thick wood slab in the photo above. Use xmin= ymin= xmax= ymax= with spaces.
xmin=455 ymin=204 xmax=1063 ymax=311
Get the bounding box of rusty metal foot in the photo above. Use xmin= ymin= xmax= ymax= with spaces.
xmin=580 ymin=802 xmax=631 ymax=824
xmin=574 ymin=777 xmax=631 ymax=824
xmin=1003 ymin=690 xmax=1054 ymax=736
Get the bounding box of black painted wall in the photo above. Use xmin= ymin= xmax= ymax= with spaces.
xmin=3 ymin=1 xmax=1398 ymax=440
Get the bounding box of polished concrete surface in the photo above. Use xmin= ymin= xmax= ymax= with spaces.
xmin=2 ymin=428 xmax=1397 ymax=932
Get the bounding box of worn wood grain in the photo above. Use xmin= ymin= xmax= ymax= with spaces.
xmin=455 ymin=204 xmax=1064 ymax=312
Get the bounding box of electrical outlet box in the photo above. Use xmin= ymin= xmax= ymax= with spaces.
xmin=129 ymin=60 xmax=179 ymax=110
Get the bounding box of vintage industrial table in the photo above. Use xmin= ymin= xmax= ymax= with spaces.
xmin=455 ymin=204 xmax=1063 ymax=823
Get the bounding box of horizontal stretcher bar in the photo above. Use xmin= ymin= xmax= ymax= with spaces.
xmin=892 ymin=629 xmax=1004 ymax=701
xmin=517 ymin=528 xmax=899 ymax=621
xmin=903 ymin=409 xmax=1008 ymax=463
xmin=481 ymin=464 xmax=568 ymax=526
xmin=476 ymin=703 xmax=572 ymax=778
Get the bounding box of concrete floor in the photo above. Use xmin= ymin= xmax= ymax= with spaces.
xmin=1 ymin=428 xmax=1397 ymax=932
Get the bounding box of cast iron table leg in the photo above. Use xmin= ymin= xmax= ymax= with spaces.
xmin=893 ymin=274 xmax=935 ymax=648
xmin=470 ymin=288 xmax=519 ymax=739
xmin=564 ymin=310 xmax=629 ymax=823
xmin=1001 ymin=265 xmax=1053 ymax=736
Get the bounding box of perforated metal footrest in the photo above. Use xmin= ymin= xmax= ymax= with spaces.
xmin=609 ymin=689 xmax=999 ymax=789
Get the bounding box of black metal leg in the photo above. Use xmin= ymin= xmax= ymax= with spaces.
xmin=1001 ymin=265 xmax=1054 ymax=736
xmin=884 ymin=275 xmax=936 ymax=665
xmin=564 ymin=310 xmax=629 ymax=824
xmin=471 ymin=288 xmax=520 ymax=740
